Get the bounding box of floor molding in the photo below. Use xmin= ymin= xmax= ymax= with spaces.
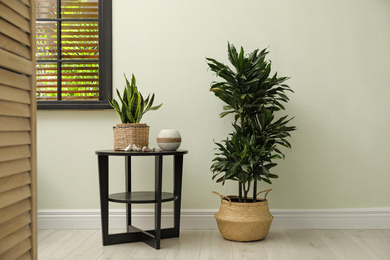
xmin=37 ymin=208 xmax=390 ymax=230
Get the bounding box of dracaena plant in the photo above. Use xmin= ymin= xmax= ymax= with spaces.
xmin=211 ymin=108 xmax=295 ymax=202
xmin=206 ymin=43 xmax=292 ymax=125
xmin=208 ymin=43 xmax=295 ymax=202
xmin=109 ymin=74 xmax=162 ymax=123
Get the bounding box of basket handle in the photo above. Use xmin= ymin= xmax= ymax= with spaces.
xmin=211 ymin=191 xmax=231 ymax=205
xmin=256 ymin=189 xmax=273 ymax=200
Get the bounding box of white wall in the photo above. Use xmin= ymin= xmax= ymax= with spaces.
xmin=37 ymin=0 xmax=390 ymax=211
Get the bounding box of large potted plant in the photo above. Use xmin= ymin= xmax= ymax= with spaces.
xmin=109 ymin=74 xmax=162 ymax=150
xmin=207 ymin=43 xmax=295 ymax=241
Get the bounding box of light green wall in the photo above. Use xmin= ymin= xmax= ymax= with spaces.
xmin=37 ymin=0 xmax=390 ymax=210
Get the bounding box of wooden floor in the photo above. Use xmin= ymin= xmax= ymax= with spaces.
xmin=38 ymin=229 xmax=390 ymax=260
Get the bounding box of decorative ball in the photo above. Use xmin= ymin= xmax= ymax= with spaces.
xmin=157 ymin=129 xmax=182 ymax=151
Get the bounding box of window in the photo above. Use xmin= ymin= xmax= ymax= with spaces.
xmin=36 ymin=0 xmax=112 ymax=109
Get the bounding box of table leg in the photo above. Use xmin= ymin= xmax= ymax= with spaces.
xmin=125 ymin=156 xmax=132 ymax=232
xmin=173 ymin=154 xmax=183 ymax=237
xmin=98 ymin=155 xmax=109 ymax=245
xmin=154 ymin=155 xmax=163 ymax=249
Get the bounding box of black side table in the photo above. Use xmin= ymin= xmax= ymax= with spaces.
xmin=95 ymin=149 xmax=188 ymax=249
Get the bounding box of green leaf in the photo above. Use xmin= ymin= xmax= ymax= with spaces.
xmin=116 ymin=88 xmax=125 ymax=106
xmin=261 ymin=178 xmax=272 ymax=184
xmin=130 ymin=92 xmax=141 ymax=122
xmin=130 ymin=74 xmax=137 ymax=93
xmin=227 ymin=42 xmax=238 ymax=66
xmin=126 ymin=106 xmax=135 ymax=123
xmin=150 ymin=103 xmax=163 ymax=110
xmin=139 ymin=93 xmax=145 ymax=117
xmin=219 ymin=110 xmax=234 ymax=118
xmin=144 ymin=93 xmax=155 ymax=112
xmin=237 ymin=46 xmax=245 ymax=73
xmin=121 ymin=101 xmax=129 ymax=123
xmin=268 ymin=173 xmax=279 ymax=178
xmin=124 ymin=73 xmax=131 ymax=89
xmin=109 ymin=99 xmax=124 ymax=122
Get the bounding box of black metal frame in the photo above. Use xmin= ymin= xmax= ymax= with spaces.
xmin=37 ymin=0 xmax=112 ymax=110
xmin=96 ymin=150 xmax=188 ymax=249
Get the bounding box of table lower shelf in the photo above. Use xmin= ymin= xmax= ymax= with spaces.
xmin=108 ymin=191 xmax=178 ymax=203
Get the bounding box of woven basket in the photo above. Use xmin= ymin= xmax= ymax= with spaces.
xmin=212 ymin=189 xmax=273 ymax=242
xmin=113 ymin=123 xmax=149 ymax=150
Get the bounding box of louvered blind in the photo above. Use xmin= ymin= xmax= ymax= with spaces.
xmin=36 ymin=0 xmax=100 ymax=101
xmin=0 ymin=0 xmax=37 ymax=259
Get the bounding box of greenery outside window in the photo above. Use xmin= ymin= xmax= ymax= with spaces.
xmin=36 ymin=0 xmax=112 ymax=109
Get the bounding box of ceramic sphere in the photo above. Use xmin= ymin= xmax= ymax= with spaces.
xmin=157 ymin=129 xmax=182 ymax=151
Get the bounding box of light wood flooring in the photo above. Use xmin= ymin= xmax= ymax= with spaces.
xmin=38 ymin=229 xmax=390 ymax=260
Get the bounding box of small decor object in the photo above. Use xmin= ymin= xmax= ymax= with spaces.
xmin=157 ymin=129 xmax=182 ymax=151
xmin=109 ymin=74 xmax=162 ymax=150
xmin=207 ymin=43 xmax=296 ymax=241
xmin=124 ymin=144 xmax=156 ymax=152
xmin=124 ymin=144 xmax=132 ymax=152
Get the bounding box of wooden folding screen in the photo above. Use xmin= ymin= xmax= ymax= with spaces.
xmin=0 ymin=0 xmax=37 ymax=259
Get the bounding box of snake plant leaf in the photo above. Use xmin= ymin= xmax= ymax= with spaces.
xmin=116 ymin=88 xmax=129 ymax=123
xmin=150 ymin=103 xmax=163 ymax=111
xmin=121 ymin=101 xmax=129 ymax=123
xmin=144 ymin=94 xmax=150 ymax=109
xmin=130 ymin=92 xmax=140 ymax=122
xmin=108 ymin=99 xmax=123 ymax=122
xmin=139 ymin=93 xmax=145 ymax=117
xmin=130 ymin=74 xmax=137 ymax=94
xmin=123 ymin=85 xmax=129 ymax=105
xmin=126 ymin=105 xmax=135 ymax=123
xmin=144 ymin=93 xmax=155 ymax=113
xmin=124 ymin=73 xmax=131 ymax=90
xmin=108 ymin=98 xmax=119 ymax=111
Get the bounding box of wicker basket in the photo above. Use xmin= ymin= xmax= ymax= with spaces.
xmin=212 ymin=189 xmax=273 ymax=242
xmin=113 ymin=123 xmax=149 ymax=150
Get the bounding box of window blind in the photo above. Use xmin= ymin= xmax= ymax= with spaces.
xmin=36 ymin=0 xmax=100 ymax=101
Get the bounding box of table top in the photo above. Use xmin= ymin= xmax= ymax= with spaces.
xmin=95 ymin=149 xmax=188 ymax=156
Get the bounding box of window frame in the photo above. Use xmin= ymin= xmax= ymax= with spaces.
xmin=36 ymin=0 xmax=112 ymax=110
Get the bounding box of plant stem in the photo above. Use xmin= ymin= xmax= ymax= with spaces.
xmin=253 ymin=181 xmax=257 ymax=202
xmin=243 ymin=181 xmax=251 ymax=203
xmin=239 ymin=183 xmax=242 ymax=202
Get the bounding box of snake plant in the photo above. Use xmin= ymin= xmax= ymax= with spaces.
xmin=109 ymin=74 xmax=162 ymax=123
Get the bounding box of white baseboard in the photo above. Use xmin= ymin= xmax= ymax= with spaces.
xmin=37 ymin=209 xmax=217 ymax=230
xmin=37 ymin=208 xmax=390 ymax=230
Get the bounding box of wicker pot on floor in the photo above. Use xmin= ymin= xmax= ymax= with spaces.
xmin=212 ymin=189 xmax=273 ymax=242
xmin=113 ymin=123 xmax=149 ymax=150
